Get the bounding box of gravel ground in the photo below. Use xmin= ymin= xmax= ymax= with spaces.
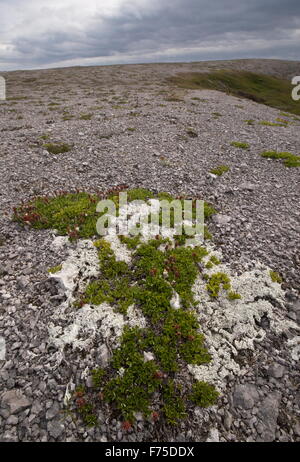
xmin=0 ymin=59 xmax=299 ymax=442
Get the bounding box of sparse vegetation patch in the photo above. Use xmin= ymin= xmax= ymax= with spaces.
xmin=231 ymin=141 xmax=249 ymax=149
xmin=43 ymin=143 xmax=72 ymax=154
xmin=76 ymin=233 xmax=218 ymax=425
xmin=260 ymin=151 xmax=300 ymax=168
xmin=259 ymin=121 xmax=287 ymax=127
xmin=210 ymin=165 xmax=230 ymax=176
xmin=14 ymin=188 xmax=219 ymax=427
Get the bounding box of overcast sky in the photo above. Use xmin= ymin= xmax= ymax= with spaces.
xmin=0 ymin=0 xmax=299 ymax=70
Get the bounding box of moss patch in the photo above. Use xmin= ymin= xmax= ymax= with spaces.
xmin=269 ymin=270 xmax=283 ymax=284
xmin=48 ymin=264 xmax=62 ymax=274
xmin=210 ymin=165 xmax=230 ymax=176
xmin=205 ymin=272 xmax=231 ymax=298
xmin=260 ymin=151 xmax=300 ymax=168
xmin=231 ymin=141 xmax=249 ymax=149
xmin=186 ymin=128 xmax=198 ymax=138
xmin=79 ymin=113 xmax=93 ymax=120
xmin=259 ymin=121 xmax=287 ymax=127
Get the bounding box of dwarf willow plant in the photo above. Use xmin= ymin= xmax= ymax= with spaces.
xmin=13 ymin=187 xmax=216 ymax=240
xmin=82 ymin=237 xmax=218 ymax=425
xmin=13 ymin=188 xmax=221 ymax=426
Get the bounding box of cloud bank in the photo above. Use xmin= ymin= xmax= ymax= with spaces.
xmin=0 ymin=0 xmax=299 ymax=70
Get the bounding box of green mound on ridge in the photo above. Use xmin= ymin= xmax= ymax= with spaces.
xmin=168 ymin=70 xmax=300 ymax=116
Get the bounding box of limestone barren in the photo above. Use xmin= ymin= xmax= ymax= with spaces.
xmin=0 ymin=59 xmax=299 ymax=442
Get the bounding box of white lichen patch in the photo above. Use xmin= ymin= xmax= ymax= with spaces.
xmin=170 ymin=290 xmax=181 ymax=310
xmin=287 ymin=336 xmax=300 ymax=361
xmin=109 ymin=199 xmax=183 ymax=242
xmin=47 ymin=214 xmax=299 ymax=393
xmin=49 ymin=302 xmax=126 ymax=351
xmin=105 ymin=233 xmax=132 ymax=263
xmin=49 ymin=239 xmax=100 ymax=300
xmin=47 ymin=236 xmax=147 ymax=358
xmin=189 ymin=257 xmax=299 ymax=390
xmin=126 ymin=304 xmax=147 ymax=329
xmin=50 ymin=235 xmax=70 ymax=251
xmin=49 ymin=300 xmax=148 ymax=353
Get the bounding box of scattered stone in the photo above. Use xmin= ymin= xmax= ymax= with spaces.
xmin=267 ymin=363 xmax=285 ymax=379
xmin=98 ymin=344 xmax=110 ymax=367
xmin=213 ymin=214 xmax=232 ymax=226
xmin=46 ymin=402 xmax=60 ymax=420
xmin=47 ymin=420 xmax=65 ymax=439
xmin=223 ymin=411 xmax=233 ymax=430
xmin=7 ymin=415 xmax=18 ymax=425
xmin=1 ymin=389 xmax=31 ymax=415
xmin=294 ymin=421 xmax=300 ymax=437
xmin=233 ymin=384 xmax=259 ymax=410
xmin=0 ymin=336 xmax=5 ymax=361
xmin=239 ymin=182 xmax=257 ymax=191
xmin=206 ymin=428 xmax=219 ymax=442
xmin=257 ymin=392 xmax=281 ymax=442
xmin=16 ymin=276 xmax=29 ymax=290
xmin=143 ymin=351 xmax=155 ymax=362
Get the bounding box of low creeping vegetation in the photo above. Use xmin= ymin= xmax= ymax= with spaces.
xmin=259 ymin=121 xmax=287 ymax=128
xmin=244 ymin=119 xmax=255 ymax=125
xmin=186 ymin=127 xmax=198 ymax=138
xmin=13 ymin=188 xmax=226 ymax=428
xmin=79 ymin=113 xmax=93 ymax=120
xmin=203 ymin=271 xmax=240 ymax=300
xmin=13 ymin=187 xmax=216 ymax=241
xmin=75 ymin=235 xmax=223 ymax=426
xmin=260 ymin=151 xmax=300 ymax=168
xmin=43 ymin=143 xmax=72 ymax=154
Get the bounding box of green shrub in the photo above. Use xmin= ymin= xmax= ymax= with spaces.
xmin=190 ymin=381 xmax=219 ymax=407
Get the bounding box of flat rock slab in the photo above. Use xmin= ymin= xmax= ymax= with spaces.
xmin=1 ymin=389 xmax=31 ymax=415
xmin=257 ymin=392 xmax=282 ymax=442
xmin=233 ymin=384 xmax=260 ymax=410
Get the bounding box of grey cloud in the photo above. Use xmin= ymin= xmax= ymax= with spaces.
xmin=0 ymin=0 xmax=300 ymax=70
